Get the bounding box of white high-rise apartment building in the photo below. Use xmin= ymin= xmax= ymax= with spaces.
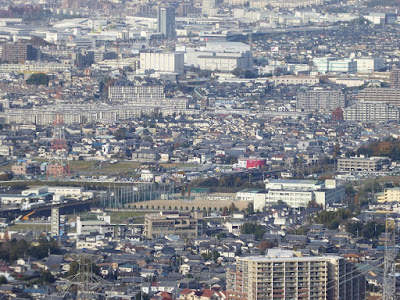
xmin=157 ymin=6 xmax=176 ymax=39
xmin=226 ymin=250 xmax=365 ymax=300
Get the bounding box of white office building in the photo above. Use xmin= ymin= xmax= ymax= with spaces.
xmin=328 ymin=59 xmax=357 ymax=73
xmin=354 ymin=57 xmax=385 ymax=73
xmin=262 ymin=179 xmax=345 ymax=209
xmin=313 ymin=57 xmax=357 ymax=74
xmin=313 ymin=57 xmax=337 ymax=73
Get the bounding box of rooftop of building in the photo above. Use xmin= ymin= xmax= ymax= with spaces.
xmin=145 ymin=211 xmax=202 ymax=220
xmin=238 ymin=249 xmax=342 ymax=262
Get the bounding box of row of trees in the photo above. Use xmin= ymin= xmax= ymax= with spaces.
xmin=201 ymin=250 xmax=221 ymax=262
xmin=351 ymin=137 xmax=400 ymax=160
xmin=346 ymin=221 xmax=385 ymax=239
xmin=232 ymin=68 xmax=258 ymax=79
xmin=26 ymin=73 xmax=49 ymax=86
xmin=0 ymin=237 xmax=60 ymax=263
xmin=313 ymin=209 xmax=354 ymax=230
xmin=241 ymin=222 xmax=266 ymax=239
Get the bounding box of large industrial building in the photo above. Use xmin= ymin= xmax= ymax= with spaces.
xmin=226 ymin=249 xmax=365 ymax=300
xmin=140 ymin=52 xmax=184 ymax=74
xmin=185 ymin=42 xmax=253 ymax=72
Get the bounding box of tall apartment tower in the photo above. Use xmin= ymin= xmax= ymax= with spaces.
xmin=157 ymin=6 xmax=176 ymax=40
xmin=390 ymin=68 xmax=400 ymax=88
xmin=202 ymin=0 xmax=217 ymax=16
xmin=226 ymin=250 xmax=365 ymax=300
xmin=1 ymin=42 xmax=37 ymax=63
xmin=51 ymin=207 xmax=60 ymax=237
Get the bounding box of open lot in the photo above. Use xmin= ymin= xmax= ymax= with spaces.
xmin=107 ymin=211 xmax=146 ymax=224
xmin=9 ymin=223 xmax=50 ymax=232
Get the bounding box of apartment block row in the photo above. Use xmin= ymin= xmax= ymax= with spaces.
xmin=337 ymin=156 xmax=391 ymax=172
xmin=0 ymin=101 xmax=188 ymax=125
xmin=108 ymin=85 xmax=166 ymax=101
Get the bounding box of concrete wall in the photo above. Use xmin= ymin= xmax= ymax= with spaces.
xmin=125 ymin=199 xmax=250 ymax=212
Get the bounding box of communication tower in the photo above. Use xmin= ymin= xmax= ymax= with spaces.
xmin=47 ymin=113 xmax=70 ymax=179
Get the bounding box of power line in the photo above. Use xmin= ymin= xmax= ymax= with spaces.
xmin=306 ymin=260 xmax=384 ymax=296
xmin=384 ymin=217 xmax=397 ymax=300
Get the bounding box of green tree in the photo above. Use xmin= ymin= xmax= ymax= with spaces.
xmin=232 ymin=68 xmax=242 ymax=77
xmin=333 ymin=143 xmax=341 ymax=158
xmin=246 ymin=202 xmax=254 ymax=214
xmin=41 ymin=270 xmax=55 ymax=283
xmin=0 ymin=276 xmax=7 ymax=284
xmin=0 ymin=237 xmax=59 ymax=263
xmin=222 ymin=207 xmax=229 ymax=216
xmin=26 ymin=73 xmax=49 ymax=86
xmin=241 ymin=222 xmax=266 ymax=239
xmin=114 ymin=128 xmax=126 ymax=140
xmin=228 ymin=203 xmax=239 ymax=214
xmin=201 ymin=252 xmax=212 ymax=261
xmin=362 ymin=221 xmax=385 ymax=239
xmin=314 ymin=209 xmax=353 ymax=230
xmin=98 ymin=76 xmax=114 ymax=99
xmin=212 ymin=250 xmax=220 ymax=262
xmin=217 ymin=232 xmax=227 ymax=239
xmin=259 ymin=240 xmax=277 ymax=255
xmin=346 ymin=222 xmax=363 ymax=237
xmin=135 ymin=292 xmax=150 ymax=300
xmin=244 ymin=70 xmax=257 ymax=79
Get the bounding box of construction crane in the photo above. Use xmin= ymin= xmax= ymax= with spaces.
xmin=22 ymin=211 xmax=36 ymax=221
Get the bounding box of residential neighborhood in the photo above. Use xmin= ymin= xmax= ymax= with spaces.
xmin=0 ymin=0 xmax=399 ymax=298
